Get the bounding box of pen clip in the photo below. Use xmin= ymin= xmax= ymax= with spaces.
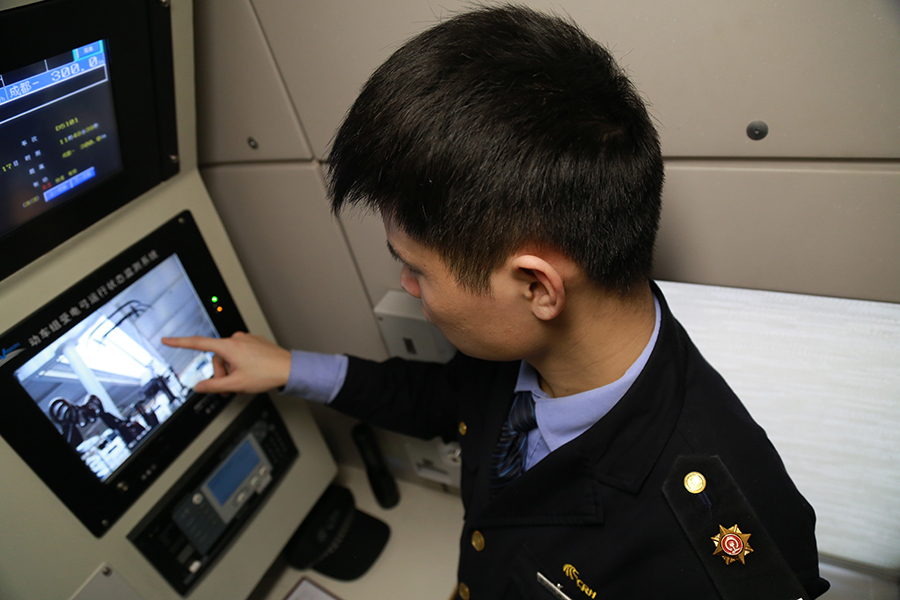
xmin=536 ymin=571 xmax=574 ymax=600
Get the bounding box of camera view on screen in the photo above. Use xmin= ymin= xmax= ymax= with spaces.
xmin=15 ymin=255 xmax=217 ymax=482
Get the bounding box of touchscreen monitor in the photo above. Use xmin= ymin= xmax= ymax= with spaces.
xmin=0 ymin=211 xmax=246 ymax=536
xmin=14 ymin=254 xmax=216 ymax=482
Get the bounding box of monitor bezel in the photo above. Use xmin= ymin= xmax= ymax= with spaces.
xmin=0 ymin=211 xmax=246 ymax=537
xmin=0 ymin=0 xmax=179 ymax=282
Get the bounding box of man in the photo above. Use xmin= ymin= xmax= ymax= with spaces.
xmin=166 ymin=5 xmax=828 ymax=598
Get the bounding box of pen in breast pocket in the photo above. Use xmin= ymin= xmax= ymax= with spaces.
xmin=537 ymin=571 xmax=574 ymax=600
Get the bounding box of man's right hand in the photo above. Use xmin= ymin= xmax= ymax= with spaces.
xmin=161 ymin=332 xmax=291 ymax=395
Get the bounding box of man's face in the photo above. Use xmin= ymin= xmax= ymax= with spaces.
xmin=384 ymin=218 xmax=534 ymax=361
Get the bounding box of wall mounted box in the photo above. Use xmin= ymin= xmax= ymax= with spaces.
xmin=373 ymin=290 xmax=455 ymax=364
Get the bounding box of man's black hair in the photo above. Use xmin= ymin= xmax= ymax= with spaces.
xmin=329 ymin=4 xmax=664 ymax=294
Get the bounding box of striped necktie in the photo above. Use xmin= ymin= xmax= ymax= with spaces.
xmin=490 ymin=391 xmax=538 ymax=492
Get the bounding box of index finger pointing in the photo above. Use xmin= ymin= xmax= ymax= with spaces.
xmin=161 ymin=336 xmax=224 ymax=353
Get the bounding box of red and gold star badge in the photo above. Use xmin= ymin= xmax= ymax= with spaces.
xmin=711 ymin=524 xmax=753 ymax=565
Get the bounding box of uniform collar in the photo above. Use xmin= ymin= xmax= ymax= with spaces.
xmin=570 ymin=281 xmax=685 ymax=492
xmin=514 ymin=294 xmax=661 ymax=457
xmin=474 ymin=281 xmax=687 ymax=528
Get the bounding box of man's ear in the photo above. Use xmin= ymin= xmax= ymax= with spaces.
xmin=509 ymin=254 xmax=566 ymax=321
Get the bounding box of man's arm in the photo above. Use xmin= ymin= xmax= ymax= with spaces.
xmin=163 ymin=333 xmax=471 ymax=443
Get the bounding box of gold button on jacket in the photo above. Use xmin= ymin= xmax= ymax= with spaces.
xmin=471 ymin=530 xmax=485 ymax=551
xmin=458 ymin=581 xmax=470 ymax=600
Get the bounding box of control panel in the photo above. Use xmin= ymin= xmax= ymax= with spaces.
xmin=128 ymin=394 xmax=297 ymax=595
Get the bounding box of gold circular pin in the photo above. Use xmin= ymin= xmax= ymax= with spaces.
xmin=471 ymin=530 xmax=485 ymax=552
xmin=684 ymin=471 xmax=707 ymax=494
xmin=458 ymin=421 xmax=468 ymax=436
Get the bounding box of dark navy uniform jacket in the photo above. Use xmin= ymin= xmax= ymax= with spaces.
xmin=332 ymin=283 xmax=829 ymax=599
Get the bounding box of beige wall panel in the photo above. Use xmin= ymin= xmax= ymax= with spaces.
xmin=655 ymin=161 xmax=900 ymax=302
xmin=248 ymin=0 xmax=455 ymax=159
xmin=200 ymin=163 xmax=387 ymax=360
xmin=194 ymin=0 xmax=312 ymax=164
xmin=565 ymin=1 xmax=900 ymax=159
xmin=250 ymin=0 xmax=900 ymax=159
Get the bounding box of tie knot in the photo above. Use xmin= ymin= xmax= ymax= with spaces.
xmin=508 ymin=392 xmax=537 ymax=433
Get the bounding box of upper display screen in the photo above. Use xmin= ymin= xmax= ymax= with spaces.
xmin=0 ymin=40 xmax=123 ymax=240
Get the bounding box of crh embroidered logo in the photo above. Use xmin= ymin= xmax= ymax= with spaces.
xmin=0 ymin=343 xmax=23 ymax=369
xmin=562 ymin=564 xmax=597 ymax=599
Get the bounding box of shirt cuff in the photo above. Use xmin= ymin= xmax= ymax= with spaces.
xmin=281 ymin=350 xmax=348 ymax=403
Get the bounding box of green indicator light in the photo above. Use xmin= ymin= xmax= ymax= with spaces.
xmin=211 ymin=296 xmax=218 ymax=303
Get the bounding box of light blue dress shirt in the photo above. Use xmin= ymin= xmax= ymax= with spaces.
xmin=283 ymin=350 xmax=348 ymax=403
xmin=284 ymin=295 xmax=660 ymax=472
